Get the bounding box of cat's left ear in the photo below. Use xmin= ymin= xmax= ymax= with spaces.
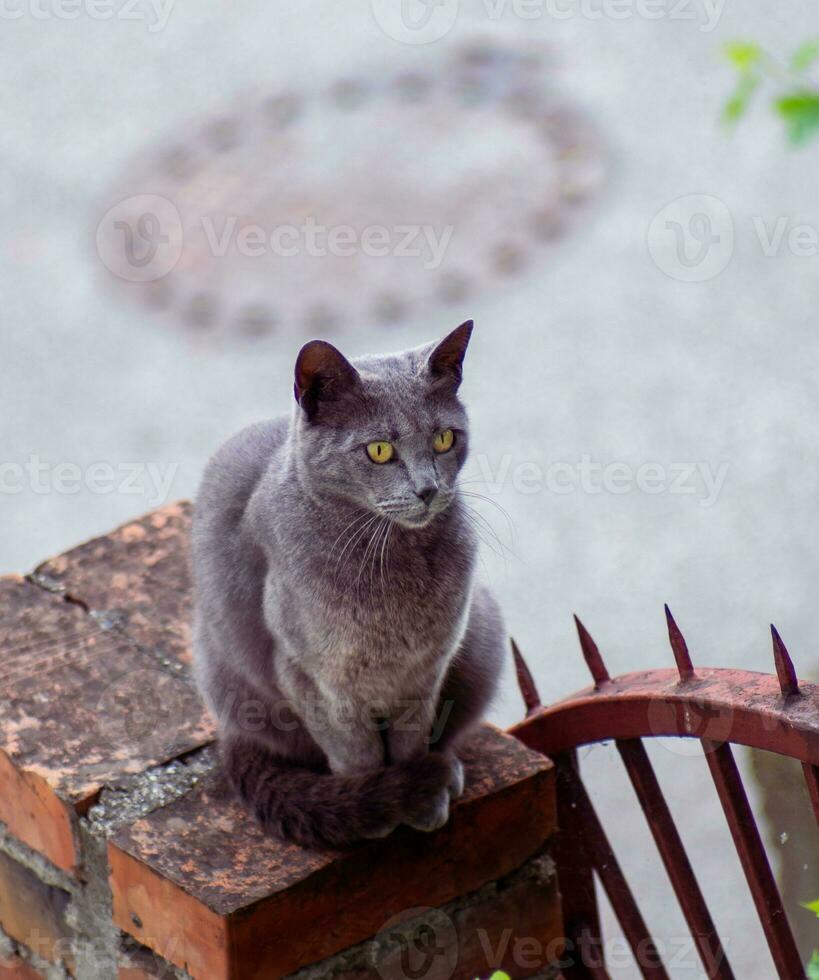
xmin=294 ymin=340 xmax=360 ymax=420
xmin=427 ymin=319 xmax=473 ymax=390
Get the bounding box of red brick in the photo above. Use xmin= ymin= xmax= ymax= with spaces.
xmin=0 ymin=512 xmax=213 ymax=873
xmin=118 ymin=941 xmax=176 ymax=979
xmin=0 ymin=955 xmax=42 ymax=979
xmin=118 ymin=963 xmax=168 ymax=980
xmin=0 ymin=851 xmax=73 ymax=970
xmin=2 ymin=504 xmax=565 ymax=977
xmin=369 ymin=864 xmax=562 ymax=980
xmin=109 ymin=725 xmax=556 ymax=979
xmin=447 ymin=868 xmax=563 ymax=978
xmin=34 ymin=503 xmax=195 ymax=667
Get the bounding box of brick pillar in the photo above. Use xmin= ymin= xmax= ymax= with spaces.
xmin=0 ymin=505 xmax=563 ymax=980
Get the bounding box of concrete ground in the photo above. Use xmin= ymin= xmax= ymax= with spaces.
xmin=2 ymin=1 xmax=819 ymax=976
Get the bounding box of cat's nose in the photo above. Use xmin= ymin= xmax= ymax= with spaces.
xmin=415 ymin=485 xmax=438 ymax=506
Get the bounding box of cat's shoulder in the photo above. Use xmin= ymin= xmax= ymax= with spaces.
xmin=211 ymin=416 xmax=288 ymax=466
xmin=198 ymin=416 xmax=289 ymax=509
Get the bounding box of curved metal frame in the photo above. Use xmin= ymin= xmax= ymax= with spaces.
xmin=509 ymin=610 xmax=819 ymax=980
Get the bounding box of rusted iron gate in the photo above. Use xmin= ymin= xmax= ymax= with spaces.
xmin=509 ymin=607 xmax=819 ymax=980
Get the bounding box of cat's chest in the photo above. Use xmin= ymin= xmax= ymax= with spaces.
xmin=319 ymin=548 xmax=467 ymax=646
xmin=268 ymin=517 xmax=475 ymax=670
xmin=306 ymin=571 xmax=469 ymax=696
xmin=327 ymin=521 xmax=470 ymax=610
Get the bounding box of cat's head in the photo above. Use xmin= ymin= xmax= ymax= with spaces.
xmin=292 ymin=320 xmax=473 ymax=528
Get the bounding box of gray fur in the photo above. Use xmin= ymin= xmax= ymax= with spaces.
xmin=192 ymin=321 xmax=506 ymax=847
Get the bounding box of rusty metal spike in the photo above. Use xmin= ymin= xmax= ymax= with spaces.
xmin=573 ymin=614 xmax=610 ymax=686
xmin=510 ymin=638 xmax=542 ymax=715
xmin=665 ymin=604 xmax=695 ymax=681
xmin=770 ymin=624 xmax=799 ymax=697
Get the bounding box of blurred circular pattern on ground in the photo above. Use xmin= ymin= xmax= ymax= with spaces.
xmin=96 ymin=42 xmax=604 ymax=342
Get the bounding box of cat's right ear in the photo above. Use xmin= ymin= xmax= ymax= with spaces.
xmin=294 ymin=340 xmax=360 ymax=420
xmin=426 ymin=319 xmax=473 ymax=391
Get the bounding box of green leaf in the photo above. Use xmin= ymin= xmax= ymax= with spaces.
xmin=725 ymin=42 xmax=762 ymax=72
xmin=775 ymin=91 xmax=819 ymax=145
xmin=807 ymin=949 xmax=819 ymax=980
xmin=792 ymin=40 xmax=819 ymax=72
xmin=723 ymin=73 xmax=760 ymax=124
xmin=802 ymin=898 xmax=819 ymax=918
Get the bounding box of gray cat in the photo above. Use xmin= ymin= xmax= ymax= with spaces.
xmin=192 ymin=320 xmax=506 ymax=847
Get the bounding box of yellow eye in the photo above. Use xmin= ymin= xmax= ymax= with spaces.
xmin=433 ymin=429 xmax=455 ymax=454
xmin=366 ymin=441 xmax=394 ymax=464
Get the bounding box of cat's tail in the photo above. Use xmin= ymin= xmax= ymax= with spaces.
xmin=223 ymin=739 xmax=452 ymax=848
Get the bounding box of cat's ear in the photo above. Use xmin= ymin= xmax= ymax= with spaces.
xmin=294 ymin=340 xmax=360 ymax=420
xmin=427 ymin=319 xmax=473 ymax=390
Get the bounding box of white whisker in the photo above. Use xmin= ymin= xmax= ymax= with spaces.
xmin=334 ymin=513 xmax=380 ymax=585
xmin=455 ymin=487 xmax=517 ymax=544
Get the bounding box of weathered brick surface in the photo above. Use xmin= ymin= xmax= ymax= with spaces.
xmin=0 ymin=504 xmax=565 ymax=979
xmin=286 ymin=850 xmax=562 ymax=980
xmin=0 ymin=850 xmax=73 ymax=970
xmin=118 ymin=940 xmax=176 ymax=979
xmin=109 ymin=725 xmax=556 ymax=979
xmin=0 ymin=954 xmax=42 ymax=979
xmin=447 ymin=867 xmax=562 ymax=978
xmin=34 ymin=503 xmax=195 ymax=668
xmin=0 ymin=507 xmax=214 ymax=873
xmin=0 ymin=578 xmax=83 ymax=870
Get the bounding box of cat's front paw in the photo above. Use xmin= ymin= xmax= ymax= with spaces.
xmin=404 ymin=787 xmax=450 ymax=833
xmin=447 ymin=755 xmax=465 ymax=799
xmin=359 ymin=821 xmax=399 ymax=840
